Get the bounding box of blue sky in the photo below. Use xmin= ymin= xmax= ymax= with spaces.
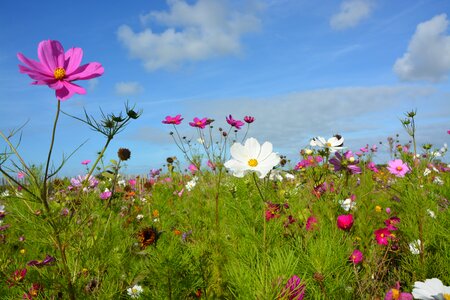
xmin=0 ymin=0 xmax=449 ymax=176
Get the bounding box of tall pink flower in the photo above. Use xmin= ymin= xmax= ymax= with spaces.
xmin=337 ymin=214 xmax=354 ymax=231
xmin=387 ymin=159 xmax=410 ymax=177
xmin=374 ymin=228 xmax=394 ymax=245
xmin=244 ymin=115 xmax=255 ymax=124
xmin=189 ymin=117 xmax=208 ymax=129
xmin=18 ymin=40 xmax=104 ymax=101
xmin=226 ymin=115 xmax=245 ymax=130
xmin=162 ymin=115 xmax=183 ymax=125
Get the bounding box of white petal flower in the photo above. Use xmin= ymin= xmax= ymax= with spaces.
xmin=427 ymin=209 xmax=436 ymax=219
xmin=412 ymin=278 xmax=450 ymax=300
xmin=224 ymin=138 xmax=280 ymax=179
xmin=424 ymin=168 xmax=431 ymax=176
xmin=310 ymin=136 xmax=345 ymax=152
xmin=127 ymin=284 xmax=143 ymax=298
xmin=339 ymin=198 xmax=356 ymax=211
xmin=136 ymin=214 xmax=144 ymax=221
xmin=409 ymin=239 xmax=421 ymax=255
xmin=185 ymin=177 xmax=198 ymax=191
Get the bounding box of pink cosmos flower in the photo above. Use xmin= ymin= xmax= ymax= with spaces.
xmin=207 ymin=160 xmax=216 ymax=170
xmin=447 ymin=130 xmax=450 ymax=134
xmin=7 ymin=268 xmax=27 ymax=287
xmin=128 ymin=179 xmax=137 ymax=186
xmin=349 ymin=249 xmax=363 ymax=265
xmin=306 ymin=216 xmax=318 ymax=231
xmin=27 ymin=254 xmax=56 ymax=267
xmin=374 ymin=228 xmax=394 ymax=245
xmin=189 ymin=117 xmax=208 ymax=129
xmin=385 ymin=217 xmax=401 ymax=231
xmin=337 ymin=214 xmax=354 ymax=231
xmin=188 ymin=164 xmax=198 ymax=174
xmin=162 ymin=114 xmax=183 ymax=125
xmin=371 ymin=144 xmax=378 ymax=152
xmin=18 ymin=40 xmax=104 ymax=101
xmin=329 ymin=151 xmax=361 ymax=174
xmin=280 ymin=275 xmax=306 ymax=300
xmin=367 ymin=162 xmax=379 ymax=173
xmin=387 ymin=159 xmax=410 ymax=177
xmin=17 ymin=172 xmax=25 ymax=179
xmin=226 ymin=115 xmax=245 ymax=129
xmin=81 ymin=160 xmax=91 ymax=165
xmin=100 ymin=190 xmax=112 ymax=200
xmin=244 ymin=115 xmax=255 ymax=124
xmin=385 ymin=282 xmax=413 ymax=300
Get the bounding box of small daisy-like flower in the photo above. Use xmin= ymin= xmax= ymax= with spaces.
xmin=310 ymin=135 xmax=345 ymax=152
xmin=224 ymin=137 xmax=280 ymax=179
xmin=387 ymin=159 xmax=410 ymax=177
xmin=409 ymin=239 xmax=421 ymax=255
xmin=427 ymin=209 xmax=436 ymax=218
xmin=136 ymin=214 xmax=144 ymax=221
xmin=349 ymin=249 xmax=363 ymax=265
xmin=339 ymin=196 xmax=357 ymax=212
xmin=127 ymin=284 xmax=144 ymax=298
xmin=137 ymin=226 xmax=161 ymax=249
xmin=412 ymin=278 xmax=450 ymax=300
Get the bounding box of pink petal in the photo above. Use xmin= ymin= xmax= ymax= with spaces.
xmin=38 ymin=40 xmax=65 ymax=73
xmin=17 ymin=53 xmax=51 ymax=76
xmin=64 ymin=47 xmax=83 ymax=74
xmin=66 ymin=62 xmax=104 ymax=81
xmin=55 ymin=81 xmax=86 ymax=101
xmin=49 ymin=81 xmax=64 ymax=90
xmin=18 ymin=65 xmax=54 ymax=82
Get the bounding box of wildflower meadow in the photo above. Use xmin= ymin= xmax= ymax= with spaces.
xmin=1 ymin=40 xmax=449 ymax=300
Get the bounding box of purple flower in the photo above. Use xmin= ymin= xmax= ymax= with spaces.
xmin=329 ymin=151 xmax=361 ymax=174
xmin=281 ymin=275 xmax=306 ymax=300
xmin=27 ymin=254 xmax=56 ymax=267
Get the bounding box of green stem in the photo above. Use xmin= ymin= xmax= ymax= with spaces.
xmin=42 ymin=100 xmax=61 ymax=212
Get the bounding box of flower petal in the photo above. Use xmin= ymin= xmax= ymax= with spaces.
xmin=55 ymin=81 xmax=86 ymax=101
xmin=245 ymin=138 xmax=261 ymax=159
xmin=224 ymin=159 xmax=247 ymax=177
xmin=64 ymin=47 xmax=83 ymax=74
xmin=38 ymin=40 xmax=65 ymax=72
xmin=66 ymin=62 xmax=104 ymax=80
xmin=258 ymin=141 xmax=273 ymax=161
xmin=230 ymin=142 xmax=248 ymax=163
xmin=17 ymin=53 xmax=52 ymax=76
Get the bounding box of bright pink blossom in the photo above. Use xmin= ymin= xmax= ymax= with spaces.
xmin=306 ymin=216 xmax=318 ymax=231
xmin=367 ymin=162 xmax=379 ymax=173
xmin=189 ymin=117 xmax=208 ymax=129
xmin=349 ymin=249 xmax=363 ymax=265
xmin=162 ymin=114 xmax=183 ymax=125
xmin=17 ymin=172 xmax=25 ymax=179
xmin=188 ymin=164 xmax=198 ymax=174
xmin=100 ymin=191 xmax=112 ymax=200
xmin=337 ymin=214 xmax=354 ymax=230
xmin=280 ymin=275 xmax=306 ymax=300
xmin=385 ymin=217 xmax=401 ymax=231
xmin=81 ymin=160 xmax=91 ymax=165
xmin=18 ymin=40 xmax=104 ymax=101
xmin=244 ymin=115 xmax=255 ymax=124
xmin=387 ymin=159 xmax=410 ymax=177
xmin=385 ymin=282 xmax=413 ymax=300
xmin=374 ymin=228 xmax=394 ymax=245
xmin=226 ymin=115 xmax=245 ymax=129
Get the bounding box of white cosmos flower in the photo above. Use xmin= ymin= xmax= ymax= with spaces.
xmin=185 ymin=177 xmax=198 ymax=191
xmin=412 ymin=278 xmax=450 ymax=300
xmin=409 ymin=239 xmax=421 ymax=255
xmin=339 ymin=198 xmax=356 ymax=211
xmin=310 ymin=136 xmax=345 ymax=152
xmin=427 ymin=209 xmax=436 ymax=219
xmin=127 ymin=284 xmax=143 ymax=298
xmin=224 ymin=137 xmax=280 ymax=179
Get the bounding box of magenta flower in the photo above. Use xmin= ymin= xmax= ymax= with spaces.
xmin=17 ymin=172 xmax=25 ymax=179
xmin=367 ymin=162 xmax=379 ymax=173
xmin=305 ymin=216 xmax=318 ymax=231
xmin=226 ymin=115 xmax=245 ymax=130
xmin=374 ymin=228 xmax=394 ymax=245
xmin=81 ymin=160 xmax=91 ymax=165
xmin=27 ymin=254 xmax=56 ymax=267
xmin=387 ymin=159 xmax=410 ymax=177
xmin=385 ymin=282 xmax=413 ymax=300
xmin=128 ymin=179 xmax=137 ymax=186
xmin=280 ymin=275 xmax=306 ymax=300
xmin=100 ymin=190 xmax=112 ymax=200
xmin=162 ymin=114 xmax=183 ymax=125
xmin=188 ymin=164 xmax=198 ymax=174
xmin=337 ymin=214 xmax=354 ymax=231
xmin=244 ymin=115 xmax=255 ymax=124
xmin=7 ymin=268 xmax=27 ymax=287
xmin=349 ymin=249 xmax=363 ymax=265
xmin=18 ymin=40 xmax=103 ymax=101
xmin=385 ymin=217 xmax=401 ymax=231
xmin=189 ymin=117 xmax=208 ymax=129
xmin=207 ymin=160 xmax=216 ymax=170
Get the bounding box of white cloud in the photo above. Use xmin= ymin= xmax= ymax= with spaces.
xmin=117 ymin=0 xmax=261 ymax=71
xmin=393 ymin=14 xmax=450 ymax=82
xmin=87 ymin=78 xmax=99 ymax=92
xmin=115 ymin=82 xmax=144 ymax=95
xmin=330 ymin=0 xmax=374 ymax=30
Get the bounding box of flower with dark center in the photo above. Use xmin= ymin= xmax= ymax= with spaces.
xmin=137 ymin=226 xmax=161 ymax=249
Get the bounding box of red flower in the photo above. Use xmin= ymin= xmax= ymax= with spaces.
xmin=349 ymin=249 xmax=363 ymax=264
xmin=18 ymin=40 xmax=103 ymax=101
xmin=337 ymin=214 xmax=354 ymax=230
xmin=162 ymin=114 xmax=183 ymax=125
xmin=374 ymin=227 xmax=394 ymax=245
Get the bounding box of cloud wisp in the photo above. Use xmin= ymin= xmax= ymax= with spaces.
xmin=330 ymin=0 xmax=374 ymax=30
xmin=117 ymin=0 xmax=261 ymax=71
xmin=115 ymin=81 xmax=144 ymax=96
xmin=394 ymin=14 xmax=450 ymax=82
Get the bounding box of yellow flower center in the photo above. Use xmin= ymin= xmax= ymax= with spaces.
xmin=391 ymin=288 xmax=400 ymax=300
xmin=380 ymin=233 xmax=384 ymax=238
xmin=132 ymin=288 xmax=137 ymax=293
xmin=248 ymin=159 xmax=258 ymax=167
xmin=396 ymin=166 xmax=403 ymax=171
xmin=326 ymin=142 xmax=332 ymax=147
xmin=443 ymin=294 xmax=450 ymax=300
xmin=54 ymin=67 xmax=66 ymax=80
